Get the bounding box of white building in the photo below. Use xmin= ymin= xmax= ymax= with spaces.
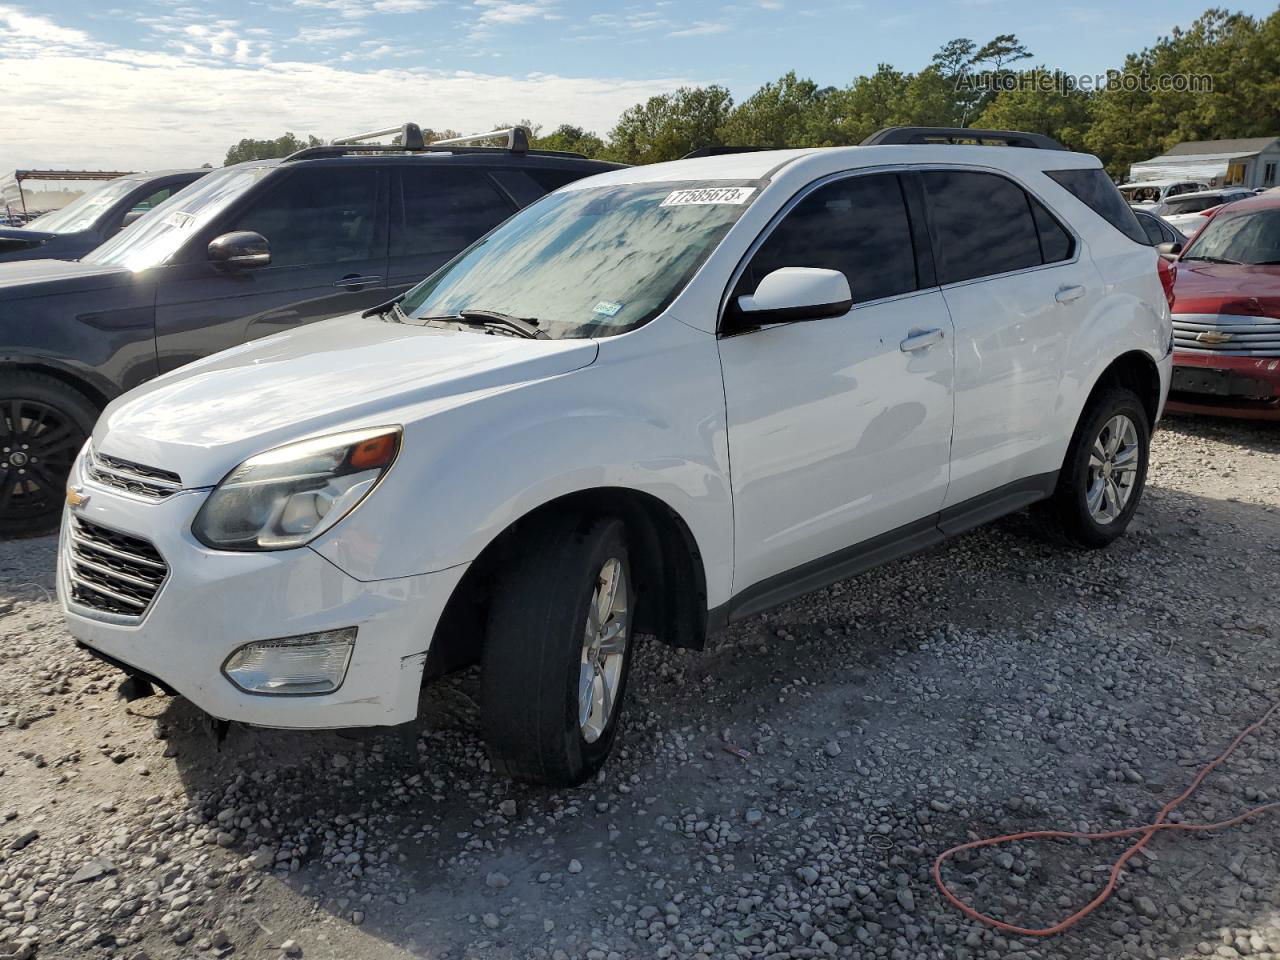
xmin=1129 ymin=136 xmax=1280 ymax=189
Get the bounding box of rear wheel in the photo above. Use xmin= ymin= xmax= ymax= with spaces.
xmin=1034 ymin=386 xmax=1150 ymax=549
xmin=1 ymin=372 xmax=96 ymax=537
xmin=481 ymin=514 xmax=636 ymax=785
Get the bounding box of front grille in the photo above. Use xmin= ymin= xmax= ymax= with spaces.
xmin=1173 ymin=314 xmax=1280 ymax=357
xmin=86 ymin=447 xmax=182 ymax=500
xmin=66 ymin=517 xmax=168 ymax=618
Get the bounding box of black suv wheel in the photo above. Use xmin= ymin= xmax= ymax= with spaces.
xmin=1 ymin=372 xmax=96 ymax=537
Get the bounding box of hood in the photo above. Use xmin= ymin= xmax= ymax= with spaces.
xmin=1170 ymin=261 xmax=1280 ymax=316
xmin=0 ymin=256 xmax=128 ymax=298
xmin=95 ymin=313 xmax=600 ymax=486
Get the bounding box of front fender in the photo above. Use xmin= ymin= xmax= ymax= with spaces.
xmin=310 ymin=319 xmax=734 ymax=607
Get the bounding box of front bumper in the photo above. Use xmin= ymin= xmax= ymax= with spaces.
xmin=1167 ymin=351 xmax=1280 ymax=421
xmin=57 ymin=470 xmax=467 ymax=729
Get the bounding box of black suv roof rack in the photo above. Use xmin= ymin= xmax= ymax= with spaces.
xmin=283 ymin=123 xmax=589 ymax=162
xmin=860 ymin=126 xmax=1067 ymax=151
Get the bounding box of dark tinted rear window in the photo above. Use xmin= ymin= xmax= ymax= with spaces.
xmin=1046 ymin=168 xmax=1147 ymax=244
xmin=924 ymin=170 xmax=1043 ymax=284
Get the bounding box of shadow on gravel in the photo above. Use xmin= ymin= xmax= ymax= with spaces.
xmin=146 ymin=470 xmax=1280 ymax=960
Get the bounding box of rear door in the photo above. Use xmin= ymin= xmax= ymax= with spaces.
xmin=154 ymin=165 xmax=388 ymax=372
xmin=388 ymin=166 xmax=518 ymax=295
xmin=922 ymin=167 xmax=1098 ymax=508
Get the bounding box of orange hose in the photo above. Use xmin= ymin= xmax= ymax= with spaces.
xmin=933 ymin=700 xmax=1279 ymax=937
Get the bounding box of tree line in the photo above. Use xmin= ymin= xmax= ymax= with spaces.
xmin=225 ymin=7 xmax=1279 ymax=179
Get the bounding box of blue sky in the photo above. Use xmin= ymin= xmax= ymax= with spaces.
xmin=1 ymin=0 xmax=1274 ymax=170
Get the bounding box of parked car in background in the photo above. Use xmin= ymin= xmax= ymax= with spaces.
xmin=58 ymin=126 xmax=1171 ymax=785
xmin=1133 ymin=209 xmax=1184 ymax=249
xmin=1165 ymin=191 xmax=1280 ymax=420
xmin=0 ymin=170 xmax=207 ymax=262
xmin=0 ymin=124 xmax=620 ymax=535
xmin=1160 ymin=188 xmax=1255 ymax=236
xmin=1120 ymin=179 xmax=1210 ymax=209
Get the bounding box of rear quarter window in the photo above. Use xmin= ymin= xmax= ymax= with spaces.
xmin=1045 ymin=168 xmax=1147 ymax=244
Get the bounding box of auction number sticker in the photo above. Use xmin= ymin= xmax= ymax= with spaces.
xmin=661 ymin=186 xmax=756 ymax=207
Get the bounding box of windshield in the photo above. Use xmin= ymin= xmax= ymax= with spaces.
xmin=1121 ymin=185 xmax=1162 ymax=204
xmin=23 ymin=179 xmax=140 ymax=233
xmin=84 ymin=165 xmax=274 ymax=271
xmin=400 ymin=181 xmax=761 ymax=339
xmin=1182 ymin=207 xmax=1280 ymax=265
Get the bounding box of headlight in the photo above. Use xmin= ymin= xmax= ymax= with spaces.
xmin=192 ymin=426 xmax=400 ymax=550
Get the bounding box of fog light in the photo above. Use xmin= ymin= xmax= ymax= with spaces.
xmin=222 ymin=628 xmax=356 ymax=695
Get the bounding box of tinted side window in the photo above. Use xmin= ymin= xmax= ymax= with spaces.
xmin=1135 ymin=213 xmax=1166 ymax=246
xmin=228 ymin=168 xmax=378 ymax=267
xmin=526 ymin=168 xmax=591 ymax=193
xmin=1045 ymin=168 xmax=1147 ymax=244
xmin=1029 ymin=196 xmax=1074 ymax=263
xmin=132 ymin=187 xmax=173 ymax=213
xmin=737 ymin=173 xmax=918 ymax=305
xmin=395 ymin=168 xmax=514 ymax=257
xmin=923 ymin=170 xmax=1042 ymax=284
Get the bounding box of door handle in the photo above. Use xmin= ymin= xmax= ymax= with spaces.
xmin=1055 ymin=284 xmax=1085 ymax=304
xmin=900 ymin=328 xmax=944 ymax=352
xmin=333 ymin=274 xmax=382 ymax=290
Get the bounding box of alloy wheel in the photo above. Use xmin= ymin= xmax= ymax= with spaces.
xmin=0 ymin=399 xmax=85 ymax=521
xmin=1085 ymin=413 xmax=1140 ymax=525
xmin=578 ymin=556 xmax=629 ymax=743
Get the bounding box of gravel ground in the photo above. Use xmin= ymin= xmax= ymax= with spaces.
xmin=0 ymin=412 xmax=1277 ymax=960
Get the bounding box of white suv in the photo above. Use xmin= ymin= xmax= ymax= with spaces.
xmin=58 ymin=127 xmax=1173 ymax=785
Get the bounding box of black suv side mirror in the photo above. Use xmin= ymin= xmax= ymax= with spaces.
xmin=209 ymin=231 xmax=271 ymax=271
xmin=1155 ymin=240 xmax=1183 ymax=261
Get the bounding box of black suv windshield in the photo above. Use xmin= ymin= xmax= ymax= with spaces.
xmin=1182 ymin=206 xmax=1280 ymax=265
xmin=84 ymin=165 xmax=274 ymax=271
xmin=24 ymin=179 xmax=141 ymax=234
xmin=400 ymin=181 xmax=760 ymax=339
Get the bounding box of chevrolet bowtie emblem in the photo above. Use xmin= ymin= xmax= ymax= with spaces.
xmin=1196 ymin=330 xmax=1233 ymax=344
xmin=66 ymin=485 xmax=89 ymax=509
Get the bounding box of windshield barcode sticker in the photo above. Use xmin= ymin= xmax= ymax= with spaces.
xmin=661 ymin=186 xmax=756 ymax=207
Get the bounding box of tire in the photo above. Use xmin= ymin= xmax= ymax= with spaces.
xmin=1033 ymin=386 xmax=1150 ymax=549
xmin=1 ymin=372 xmax=98 ymax=538
xmin=481 ymin=514 xmax=637 ymax=786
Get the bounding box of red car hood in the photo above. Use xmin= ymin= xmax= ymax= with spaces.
xmin=1171 ymin=262 xmax=1280 ymax=316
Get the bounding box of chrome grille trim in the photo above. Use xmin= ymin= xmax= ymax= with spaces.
xmin=65 ymin=517 xmax=168 ymax=620
xmin=1172 ymin=313 xmax=1280 ymax=357
xmin=86 ymin=447 xmax=183 ymax=500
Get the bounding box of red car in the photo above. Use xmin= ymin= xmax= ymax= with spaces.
xmin=1166 ymin=191 xmax=1280 ymax=420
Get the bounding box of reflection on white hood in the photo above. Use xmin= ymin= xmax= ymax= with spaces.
xmin=94 ymin=313 xmax=598 ymax=487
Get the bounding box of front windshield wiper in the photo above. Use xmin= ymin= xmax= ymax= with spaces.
xmin=1181 ymin=255 xmax=1242 ymax=265
xmin=417 ymin=309 xmax=548 ymax=339
xmin=362 ymin=294 xmax=407 ymax=321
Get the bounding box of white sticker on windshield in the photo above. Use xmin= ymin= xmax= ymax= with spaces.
xmin=163 ymin=211 xmax=195 ymax=229
xmin=592 ymin=300 xmax=623 ymax=317
xmin=661 ymin=186 xmax=756 ymax=207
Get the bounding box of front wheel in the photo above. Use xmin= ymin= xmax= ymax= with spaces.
xmin=1034 ymin=386 xmax=1150 ymax=549
xmin=481 ymin=514 xmax=636 ymax=785
xmin=1 ymin=373 xmax=97 ymax=538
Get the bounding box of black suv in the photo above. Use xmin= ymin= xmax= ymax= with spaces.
xmin=0 ymin=125 xmax=620 ymax=535
xmin=0 ymin=170 xmax=208 ymax=262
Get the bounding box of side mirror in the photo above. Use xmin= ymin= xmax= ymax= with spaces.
xmin=734 ymin=267 xmax=852 ymax=326
xmin=209 ymin=231 xmax=271 ymax=271
xmin=1155 ymin=241 xmax=1183 ymax=261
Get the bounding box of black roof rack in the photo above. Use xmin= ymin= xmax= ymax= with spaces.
xmin=680 ymin=146 xmax=770 ymax=159
xmin=283 ymin=123 xmax=588 ymax=162
xmin=860 ymin=126 xmax=1067 ymax=151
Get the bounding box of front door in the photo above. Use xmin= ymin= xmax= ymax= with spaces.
xmin=718 ymin=171 xmax=955 ymax=604
xmin=154 ymin=165 xmax=388 ymax=373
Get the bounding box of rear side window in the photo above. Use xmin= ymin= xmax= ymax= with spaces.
xmin=394 ymin=168 xmax=515 ymax=258
xmin=1029 ymin=197 xmax=1074 ymax=263
xmin=526 ymin=168 xmax=591 ymax=193
xmin=1135 ymin=213 xmax=1166 ymax=246
xmin=923 ymin=170 xmax=1044 ymax=284
xmin=1045 ymin=168 xmax=1147 ymax=244
xmin=736 ymin=172 xmax=918 ymax=305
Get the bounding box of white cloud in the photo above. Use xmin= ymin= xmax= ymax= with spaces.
xmin=293 ymin=25 xmax=365 ymax=44
xmin=668 ymin=21 xmax=731 ymax=37
xmin=291 ymin=0 xmax=437 ymax=18
xmin=0 ymin=9 xmax=695 ymax=169
xmin=473 ymin=0 xmax=558 ymax=26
